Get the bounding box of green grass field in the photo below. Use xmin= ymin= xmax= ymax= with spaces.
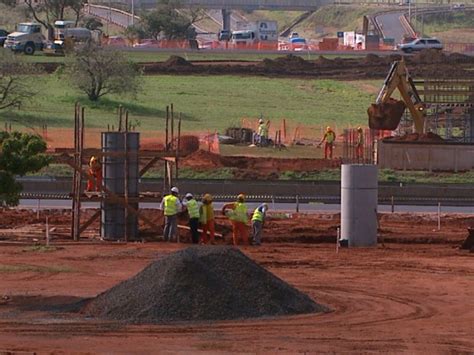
xmin=0 ymin=75 xmax=379 ymax=133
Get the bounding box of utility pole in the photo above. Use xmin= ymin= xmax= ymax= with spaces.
xmin=131 ymin=0 xmax=135 ymax=26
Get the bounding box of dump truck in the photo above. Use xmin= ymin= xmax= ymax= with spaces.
xmin=3 ymin=22 xmax=44 ymax=55
xmin=368 ymin=60 xmax=426 ymax=133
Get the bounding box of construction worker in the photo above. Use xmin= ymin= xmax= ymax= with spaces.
xmin=200 ymin=193 xmax=215 ymax=244
xmin=222 ymin=194 xmax=249 ymax=246
xmin=257 ymin=118 xmax=269 ymax=146
xmin=159 ymin=186 xmax=182 ymax=242
xmin=86 ymin=156 xmax=102 ymax=192
xmin=318 ymin=126 xmax=336 ymax=159
xmin=356 ymin=126 xmax=364 ymax=160
xmin=183 ymin=193 xmax=200 ymax=244
xmin=251 ymin=203 xmax=268 ymax=246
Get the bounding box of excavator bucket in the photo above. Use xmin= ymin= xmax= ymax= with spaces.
xmin=367 ymin=98 xmax=406 ymax=131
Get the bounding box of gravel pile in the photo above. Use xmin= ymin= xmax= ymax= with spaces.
xmin=82 ymin=246 xmax=326 ymax=323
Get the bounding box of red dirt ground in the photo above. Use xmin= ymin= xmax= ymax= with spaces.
xmin=0 ymin=209 xmax=472 ymax=353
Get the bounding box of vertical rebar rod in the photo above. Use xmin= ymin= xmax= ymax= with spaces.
xmin=170 ymin=103 xmax=174 ymax=152
xmin=124 ymin=126 xmax=129 ymax=242
xmin=71 ymin=103 xmax=78 ymax=240
xmin=175 ymin=113 xmax=181 ymax=180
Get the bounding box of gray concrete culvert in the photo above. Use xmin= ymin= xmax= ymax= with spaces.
xmin=82 ymin=246 xmax=327 ymax=323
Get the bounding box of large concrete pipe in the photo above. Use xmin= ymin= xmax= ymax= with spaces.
xmin=101 ymin=132 xmax=140 ymax=240
xmin=341 ymin=164 xmax=378 ymax=247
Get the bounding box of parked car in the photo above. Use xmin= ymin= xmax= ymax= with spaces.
xmin=398 ymin=37 xmax=443 ymax=53
xmin=218 ymin=29 xmax=231 ymax=41
xmin=0 ymin=29 xmax=9 ymax=46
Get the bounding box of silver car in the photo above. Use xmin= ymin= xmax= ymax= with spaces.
xmin=398 ymin=38 xmax=443 ymax=53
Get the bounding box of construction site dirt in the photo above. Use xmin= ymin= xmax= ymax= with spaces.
xmin=0 ymin=227 xmax=472 ymax=352
xmin=38 ymin=51 xmax=474 ymax=80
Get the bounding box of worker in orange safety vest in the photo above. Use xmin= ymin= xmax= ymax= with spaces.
xmin=318 ymin=126 xmax=336 ymax=159
xmin=222 ymin=194 xmax=249 ymax=246
xmin=199 ymin=193 xmax=216 ymax=245
xmin=86 ymin=156 xmax=102 ymax=192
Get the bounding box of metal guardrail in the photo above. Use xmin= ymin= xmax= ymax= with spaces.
xmin=18 ymin=192 xmax=474 ymax=206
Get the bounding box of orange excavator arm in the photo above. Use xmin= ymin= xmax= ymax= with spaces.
xmin=369 ymin=60 xmax=426 ymax=133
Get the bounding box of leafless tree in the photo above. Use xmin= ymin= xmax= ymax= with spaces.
xmin=24 ymin=0 xmax=85 ymax=39
xmin=0 ymin=50 xmax=39 ymax=111
xmin=66 ymin=43 xmax=141 ymax=101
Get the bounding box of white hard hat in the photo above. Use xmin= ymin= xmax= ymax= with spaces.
xmin=259 ymin=119 xmax=264 ymax=124
xmin=185 ymin=193 xmax=193 ymax=199
xmin=171 ymin=187 xmax=179 ymax=194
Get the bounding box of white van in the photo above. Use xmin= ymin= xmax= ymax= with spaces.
xmin=231 ymin=30 xmax=256 ymax=46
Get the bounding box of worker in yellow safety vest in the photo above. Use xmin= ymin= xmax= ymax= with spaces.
xmin=222 ymin=194 xmax=249 ymax=245
xmin=251 ymin=203 xmax=268 ymax=246
xmin=318 ymin=126 xmax=336 ymax=159
xmin=200 ymin=193 xmax=215 ymax=244
xmin=257 ymin=118 xmax=269 ymax=146
xmin=183 ymin=193 xmax=200 ymax=244
xmin=159 ymin=186 xmax=182 ymax=242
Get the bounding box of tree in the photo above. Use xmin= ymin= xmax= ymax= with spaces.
xmin=0 ymin=131 xmax=51 ymax=206
xmin=0 ymin=50 xmax=39 ymax=111
xmin=82 ymin=17 xmax=103 ymax=31
xmin=131 ymin=0 xmax=201 ymax=40
xmin=24 ymin=0 xmax=85 ymax=38
xmin=65 ymin=43 xmax=141 ymax=102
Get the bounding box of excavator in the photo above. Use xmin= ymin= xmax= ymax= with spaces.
xmin=368 ymin=59 xmax=426 ymax=133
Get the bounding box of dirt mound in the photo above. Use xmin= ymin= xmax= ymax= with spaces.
xmin=260 ymin=55 xmax=314 ymax=71
xmin=412 ymin=49 xmax=447 ymax=64
xmin=385 ymin=132 xmax=445 ymax=143
xmin=460 ymin=228 xmax=474 ymax=250
xmin=315 ymin=55 xmax=333 ymax=67
xmin=447 ymin=52 xmax=474 ymax=64
xmin=163 ymin=55 xmax=192 ymax=67
xmin=82 ymin=247 xmax=325 ymax=323
xmin=180 ymin=149 xmax=223 ymax=169
xmin=364 ymin=53 xmax=383 ymax=65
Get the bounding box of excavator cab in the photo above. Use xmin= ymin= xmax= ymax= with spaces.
xmin=368 ymin=60 xmax=426 ymax=133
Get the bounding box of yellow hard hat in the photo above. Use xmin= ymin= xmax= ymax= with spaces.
xmin=237 ymin=193 xmax=245 ymax=202
xmin=326 ymin=126 xmax=332 ymax=132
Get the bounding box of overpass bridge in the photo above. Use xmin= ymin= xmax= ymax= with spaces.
xmin=107 ymin=0 xmax=333 ymax=10
xmin=95 ymin=0 xmax=333 ymax=30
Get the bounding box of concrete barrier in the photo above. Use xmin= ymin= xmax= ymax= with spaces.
xmin=378 ymin=141 xmax=474 ymax=172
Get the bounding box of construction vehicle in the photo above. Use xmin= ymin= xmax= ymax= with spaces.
xmin=368 ymin=60 xmax=426 ymax=133
xmin=3 ymin=23 xmax=44 ymax=55
xmin=44 ymin=20 xmax=95 ymax=55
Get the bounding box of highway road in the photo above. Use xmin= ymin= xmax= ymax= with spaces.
xmin=17 ymin=199 xmax=474 ymax=214
xmin=375 ymin=11 xmax=409 ymax=45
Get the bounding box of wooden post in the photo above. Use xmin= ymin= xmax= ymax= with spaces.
xmin=118 ymin=105 xmax=123 ymax=132
xmin=71 ymin=103 xmax=78 ymax=240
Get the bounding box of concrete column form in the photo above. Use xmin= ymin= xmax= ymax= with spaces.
xmin=341 ymin=164 xmax=378 ymax=247
xmin=101 ymin=132 xmax=140 ymax=241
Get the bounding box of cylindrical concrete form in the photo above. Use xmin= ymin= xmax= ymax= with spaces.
xmin=101 ymin=132 xmax=140 ymax=241
xmin=341 ymin=164 xmax=378 ymax=247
